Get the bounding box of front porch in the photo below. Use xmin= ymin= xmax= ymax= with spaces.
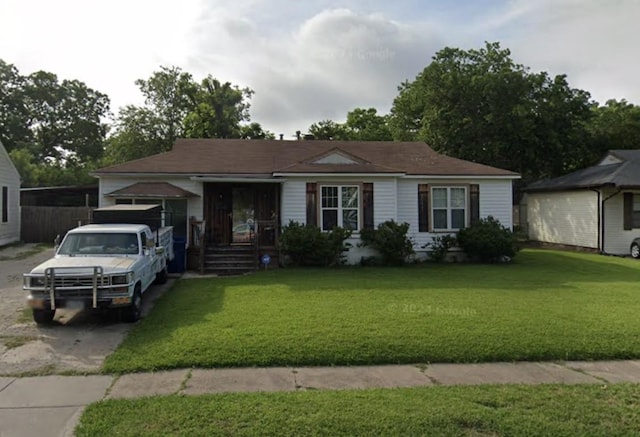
xmin=188 ymin=182 xmax=281 ymax=275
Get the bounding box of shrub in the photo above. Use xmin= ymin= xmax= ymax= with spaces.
xmin=359 ymin=220 xmax=415 ymax=266
xmin=278 ymin=221 xmax=352 ymax=266
xmin=456 ymin=216 xmax=519 ymax=263
xmin=425 ymin=234 xmax=457 ymax=263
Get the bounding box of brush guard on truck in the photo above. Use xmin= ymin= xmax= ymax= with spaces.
xmin=43 ymin=266 xmax=104 ymax=310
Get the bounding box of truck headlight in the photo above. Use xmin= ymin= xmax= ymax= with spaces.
xmin=112 ymin=272 xmax=133 ymax=285
xmin=29 ymin=276 xmax=45 ymax=287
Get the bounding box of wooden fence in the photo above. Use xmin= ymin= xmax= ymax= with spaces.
xmin=21 ymin=206 xmax=94 ymax=243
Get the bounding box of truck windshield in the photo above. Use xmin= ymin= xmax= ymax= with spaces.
xmin=57 ymin=233 xmax=139 ymax=255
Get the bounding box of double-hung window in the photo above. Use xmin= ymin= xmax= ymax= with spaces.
xmin=432 ymin=187 xmax=466 ymax=231
xmin=321 ymin=185 xmax=359 ymax=231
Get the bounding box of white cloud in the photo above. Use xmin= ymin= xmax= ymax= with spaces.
xmin=187 ymin=7 xmax=442 ymax=135
xmin=485 ymin=0 xmax=640 ymax=104
xmin=1 ymin=0 xmax=639 ymax=137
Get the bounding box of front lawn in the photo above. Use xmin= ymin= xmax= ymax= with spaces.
xmin=76 ymin=383 xmax=640 ymax=436
xmin=103 ymin=249 xmax=640 ymax=373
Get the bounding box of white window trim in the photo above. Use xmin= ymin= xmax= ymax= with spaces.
xmin=320 ymin=185 xmax=360 ymax=232
xmin=431 ymin=186 xmax=467 ymax=232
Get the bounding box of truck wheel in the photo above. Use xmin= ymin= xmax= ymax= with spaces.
xmin=33 ymin=309 xmax=55 ymax=325
xmin=154 ymin=266 xmax=168 ymax=284
xmin=632 ymin=243 xmax=640 ymax=259
xmin=122 ymin=286 xmax=142 ymax=323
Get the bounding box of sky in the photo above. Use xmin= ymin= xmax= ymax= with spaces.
xmin=1 ymin=0 xmax=639 ymax=138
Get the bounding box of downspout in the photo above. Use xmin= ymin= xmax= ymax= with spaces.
xmin=600 ymin=189 xmax=621 ymax=254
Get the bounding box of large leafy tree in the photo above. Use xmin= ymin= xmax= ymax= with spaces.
xmin=389 ymin=42 xmax=593 ymax=182
xmin=0 ymin=59 xmax=110 ymax=186
xmin=308 ymin=119 xmax=348 ymax=140
xmin=588 ymin=99 xmax=640 ymax=161
xmin=183 ymin=76 xmax=253 ymax=139
xmin=106 ymin=67 xmax=266 ymax=165
xmin=307 ymin=108 xmax=391 ymax=141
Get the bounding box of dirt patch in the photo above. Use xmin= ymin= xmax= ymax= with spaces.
xmin=0 ymin=244 xmax=173 ymax=376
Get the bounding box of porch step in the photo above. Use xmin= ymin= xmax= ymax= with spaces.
xmin=203 ymin=245 xmax=257 ymax=276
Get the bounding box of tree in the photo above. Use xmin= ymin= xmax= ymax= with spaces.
xmin=239 ymin=122 xmax=275 ymax=139
xmin=0 ymin=60 xmax=30 ymax=152
xmin=0 ymin=59 xmax=110 ymax=186
xmin=307 ymin=108 xmax=392 ymax=141
xmin=102 ymin=106 xmax=167 ymax=164
xmin=308 ymin=119 xmax=348 ymax=140
xmin=183 ymin=76 xmax=253 ymax=139
xmin=106 ymin=68 xmax=258 ymax=164
xmin=343 ymin=107 xmax=392 ymax=141
xmin=588 ymin=99 xmax=640 ymax=161
xmin=389 ymin=42 xmax=594 ymax=183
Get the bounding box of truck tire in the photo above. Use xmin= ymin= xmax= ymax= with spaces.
xmin=632 ymin=243 xmax=640 ymax=259
xmin=122 ymin=285 xmax=142 ymax=323
xmin=33 ymin=309 xmax=55 ymax=325
xmin=154 ymin=266 xmax=168 ymax=284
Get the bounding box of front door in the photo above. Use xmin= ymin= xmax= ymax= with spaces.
xmin=231 ymin=187 xmax=255 ymax=244
xmin=206 ymin=185 xmax=232 ymax=245
xmin=204 ymin=183 xmax=277 ymax=246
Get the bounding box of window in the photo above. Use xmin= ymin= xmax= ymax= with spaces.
xmin=431 ymin=187 xmax=466 ymax=231
xmin=320 ymin=185 xmax=359 ymax=231
xmin=634 ymin=194 xmax=640 ymax=228
xmin=1 ymin=186 xmax=7 ymax=223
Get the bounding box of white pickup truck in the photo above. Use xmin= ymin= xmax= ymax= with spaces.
xmin=23 ymin=206 xmax=174 ymax=324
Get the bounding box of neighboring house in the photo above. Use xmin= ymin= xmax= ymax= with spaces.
xmin=524 ymin=149 xmax=640 ymax=255
xmin=92 ymin=139 xmax=519 ymax=267
xmin=0 ymin=140 xmax=21 ymax=246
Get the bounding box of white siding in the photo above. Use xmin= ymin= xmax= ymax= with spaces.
xmin=526 ymin=190 xmax=598 ymax=249
xmin=479 ymin=180 xmax=513 ymax=229
xmin=399 ymin=179 xmax=515 ymax=260
xmin=603 ymin=189 xmax=640 ymax=255
xmin=373 ymin=179 xmax=397 ymax=225
xmin=0 ymin=141 xmax=21 ymax=246
xmin=397 ymin=180 xmax=421 ymax=247
xmin=280 ymin=180 xmax=307 ymax=225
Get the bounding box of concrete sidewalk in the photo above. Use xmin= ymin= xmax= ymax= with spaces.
xmin=2 ymin=360 xmax=640 ymax=436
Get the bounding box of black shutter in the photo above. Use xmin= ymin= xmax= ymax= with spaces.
xmin=306 ymin=183 xmax=317 ymax=226
xmin=418 ymin=184 xmax=429 ymax=232
xmin=470 ymin=184 xmax=480 ymax=225
xmin=362 ymin=183 xmax=374 ymax=230
xmin=1 ymin=186 xmax=7 ymax=223
xmin=623 ymin=192 xmax=633 ymax=230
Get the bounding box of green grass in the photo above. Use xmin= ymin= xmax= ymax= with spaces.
xmin=76 ymin=383 xmax=640 ymax=436
xmin=103 ymin=249 xmax=640 ymax=373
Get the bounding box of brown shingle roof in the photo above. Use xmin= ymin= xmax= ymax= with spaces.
xmin=105 ymin=182 xmax=198 ymax=198
xmin=94 ymin=139 xmax=519 ymax=177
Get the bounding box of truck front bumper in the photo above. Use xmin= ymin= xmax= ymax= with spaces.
xmin=28 ymin=294 xmax=133 ymax=311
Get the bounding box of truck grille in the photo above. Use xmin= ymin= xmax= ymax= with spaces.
xmin=49 ymin=276 xmax=107 ymax=288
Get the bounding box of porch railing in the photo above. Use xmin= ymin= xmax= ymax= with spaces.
xmin=190 ymin=219 xmax=206 ymax=275
xmin=254 ymin=219 xmax=277 ymax=269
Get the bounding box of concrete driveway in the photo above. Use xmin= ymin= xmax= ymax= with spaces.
xmin=0 ymin=243 xmax=172 ymax=376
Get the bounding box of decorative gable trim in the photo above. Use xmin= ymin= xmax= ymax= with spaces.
xmin=308 ymin=148 xmax=367 ymax=165
xmin=599 ymin=154 xmax=623 ymax=165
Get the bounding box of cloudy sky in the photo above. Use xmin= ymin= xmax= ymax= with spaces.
xmin=1 ymin=0 xmax=638 ymax=137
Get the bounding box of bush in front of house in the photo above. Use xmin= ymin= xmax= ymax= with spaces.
xmin=359 ymin=220 xmax=415 ymax=266
xmin=425 ymin=234 xmax=457 ymax=263
xmin=456 ymin=216 xmax=519 ymax=263
xmin=278 ymin=221 xmax=352 ymax=266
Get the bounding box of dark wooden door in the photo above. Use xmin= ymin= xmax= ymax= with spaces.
xmin=205 ymin=185 xmax=232 ymax=245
